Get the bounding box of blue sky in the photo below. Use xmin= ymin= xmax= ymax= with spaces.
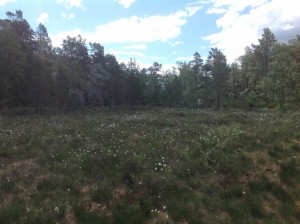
xmin=1 ymin=0 xmax=299 ymax=71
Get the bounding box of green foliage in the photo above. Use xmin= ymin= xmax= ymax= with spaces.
xmin=280 ymin=159 xmax=299 ymax=186
xmin=74 ymin=204 xmax=108 ymax=224
xmin=112 ymin=203 xmax=145 ymax=224
xmin=0 ymin=200 xmax=26 ymax=224
xmin=0 ymin=109 xmax=299 ymax=223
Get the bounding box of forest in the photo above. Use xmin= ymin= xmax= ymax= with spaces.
xmin=0 ymin=10 xmax=299 ymax=111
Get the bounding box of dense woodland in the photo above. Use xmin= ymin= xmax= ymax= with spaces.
xmin=0 ymin=10 xmax=299 ymax=111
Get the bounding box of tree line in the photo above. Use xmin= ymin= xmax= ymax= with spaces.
xmin=0 ymin=10 xmax=299 ymax=111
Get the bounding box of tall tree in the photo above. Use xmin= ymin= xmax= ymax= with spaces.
xmin=104 ymin=54 xmax=124 ymax=107
xmin=35 ymin=23 xmax=52 ymax=57
xmin=4 ymin=10 xmax=35 ymax=106
xmin=190 ymin=52 xmax=204 ymax=108
xmin=206 ymin=48 xmax=228 ymax=110
xmin=0 ymin=19 xmax=26 ymax=106
xmin=161 ymin=71 xmax=182 ymax=107
xmin=227 ymin=62 xmax=242 ymax=107
xmin=125 ymin=58 xmax=142 ymax=106
xmin=145 ymin=62 xmax=162 ymax=105
xmin=252 ymin=27 xmax=277 ymax=77
xmin=62 ymin=35 xmax=89 ymax=89
xmin=89 ymin=42 xmax=105 ymax=65
xmin=268 ymin=38 xmax=300 ymax=109
xmin=177 ymin=62 xmax=192 ymax=107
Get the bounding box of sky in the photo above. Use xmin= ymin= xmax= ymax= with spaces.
xmin=1 ymin=0 xmax=299 ymax=71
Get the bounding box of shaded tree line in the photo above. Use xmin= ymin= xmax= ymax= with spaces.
xmin=0 ymin=11 xmax=299 ymax=111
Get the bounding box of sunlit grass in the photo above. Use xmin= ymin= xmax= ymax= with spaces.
xmin=0 ymin=108 xmax=299 ymax=223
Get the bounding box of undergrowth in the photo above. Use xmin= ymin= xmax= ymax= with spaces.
xmin=0 ymin=108 xmax=299 ymax=223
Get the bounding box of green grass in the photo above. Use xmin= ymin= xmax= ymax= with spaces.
xmin=0 ymin=108 xmax=299 ymax=223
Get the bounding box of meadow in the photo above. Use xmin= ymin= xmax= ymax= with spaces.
xmin=0 ymin=108 xmax=299 ymax=224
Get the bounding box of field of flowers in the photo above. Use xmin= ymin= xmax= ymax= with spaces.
xmin=0 ymin=108 xmax=299 ymax=223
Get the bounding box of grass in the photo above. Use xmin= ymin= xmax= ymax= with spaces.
xmin=0 ymin=108 xmax=299 ymax=223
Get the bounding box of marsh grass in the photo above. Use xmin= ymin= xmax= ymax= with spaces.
xmin=0 ymin=109 xmax=299 ymax=223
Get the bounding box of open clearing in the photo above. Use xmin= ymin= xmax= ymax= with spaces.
xmin=0 ymin=109 xmax=299 ymax=223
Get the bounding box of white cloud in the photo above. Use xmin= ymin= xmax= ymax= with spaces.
xmin=51 ymin=4 xmax=202 ymax=47
xmin=56 ymin=0 xmax=81 ymax=8
xmin=185 ymin=5 xmax=203 ymax=16
xmin=62 ymin=13 xmax=75 ymax=19
xmin=0 ymin=0 xmax=15 ymax=6
xmin=88 ymin=15 xmax=184 ymax=44
xmin=88 ymin=5 xmax=201 ymax=44
xmin=108 ymin=49 xmax=146 ymax=58
xmin=123 ymin=44 xmax=147 ymax=50
xmin=115 ymin=0 xmax=136 ymax=8
xmin=37 ymin=12 xmax=49 ymax=24
xmin=50 ymin=29 xmax=82 ymax=47
xmin=162 ymin=64 xmax=179 ymax=74
xmin=203 ymin=0 xmax=300 ymax=62
xmin=171 ymin=41 xmax=184 ymax=47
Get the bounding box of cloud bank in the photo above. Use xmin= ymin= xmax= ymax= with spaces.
xmin=37 ymin=12 xmax=49 ymax=24
xmin=115 ymin=0 xmax=136 ymax=8
xmin=51 ymin=4 xmax=202 ymax=47
xmin=0 ymin=0 xmax=15 ymax=6
xmin=56 ymin=0 xmax=81 ymax=8
xmin=202 ymin=0 xmax=300 ymax=62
